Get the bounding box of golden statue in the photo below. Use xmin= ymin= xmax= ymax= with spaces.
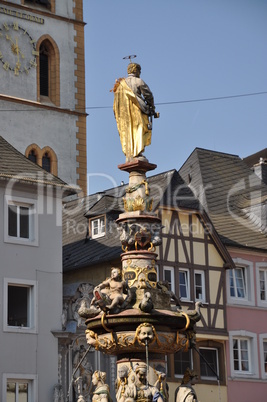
xmin=112 ymin=63 xmax=157 ymax=160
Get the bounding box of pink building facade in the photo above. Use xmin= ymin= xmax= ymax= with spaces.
xmin=225 ymin=250 xmax=267 ymax=401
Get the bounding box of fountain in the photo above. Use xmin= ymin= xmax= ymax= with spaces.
xmin=82 ymin=61 xmax=201 ymax=401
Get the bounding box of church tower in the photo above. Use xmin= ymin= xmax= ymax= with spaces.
xmin=0 ymin=0 xmax=87 ymax=194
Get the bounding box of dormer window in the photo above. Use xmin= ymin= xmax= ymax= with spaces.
xmin=90 ymin=216 xmax=105 ymax=239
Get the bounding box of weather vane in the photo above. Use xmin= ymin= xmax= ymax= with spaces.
xmin=123 ymin=54 xmax=137 ymax=63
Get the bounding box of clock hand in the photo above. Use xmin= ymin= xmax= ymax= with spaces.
xmin=5 ymin=33 xmax=16 ymax=46
xmin=16 ymin=39 xmax=25 ymax=60
xmin=15 ymin=37 xmax=21 ymax=71
xmin=15 ymin=37 xmax=20 ymax=62
xmin=19 ymin=49 xmax=25 ymax=59
xmin=5 ymin=34 xmax=25 ymax=59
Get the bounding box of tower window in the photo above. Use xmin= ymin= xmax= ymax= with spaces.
xmin=40 ymin=44 xmax=49 ymax=97
xmin=37 ymin=37 xmax=59 ymax=106
xmin=25 ymin=145 xmax=58 ymax=176
xmin=28 ymin=150 xmax=37 ymax=164
xmin=42 ymin=152 xmax=51 ymax=172
xmin=24 ymin=0 xmax=51 ymax=10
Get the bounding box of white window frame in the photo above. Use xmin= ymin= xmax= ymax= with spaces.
xmin=227 ymin=258 xmax=255 ymax=306
xmin=229 ymin=266 xmax=247 ymax=299
xmin=3 ymin=278 xmax=38 ymax=334
xmin=256 ymin=263 xmax=267 ymax=307
xmin=163 ymin=266 xmax=175 ymax=293
xmin=90 ymin=215 xmax=105 ymax=239
xmin=2 ymin=373 xmax=37 ymax=402
xmin=229 ymin=331 xmax=258 ymax=379
xmin=4 ymin=195 xmax=38 ymax=246
xmin=259 ymin=334 xmax=267 ymax=379
xmin=199 ymin=347 xmax=219 ymax=380
xmin=179 ymin=268 xmax=190 ymax=301
xmin=194 ymin=270 xmax=206 ymax=302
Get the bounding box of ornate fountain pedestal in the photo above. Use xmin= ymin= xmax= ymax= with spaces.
xmin=84 ymin=158 xmax=199 ymax=401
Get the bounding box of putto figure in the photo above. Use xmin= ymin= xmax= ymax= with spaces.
xmin=112 ymin=62 xmax=158 ymax=160
xmin=135 ymin=323 xmax=156 ymax=345
xmin=90 ymin=267 xmax=128 ymax=312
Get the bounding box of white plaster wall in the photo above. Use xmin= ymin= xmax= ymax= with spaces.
xmin=0 ymin=100 xmax=79 ymax=185
xmin=0 ymin=181 xmax=63 ymax=402
xmin=0 ymin=0 xmax=75 ymax=20
xmin=56 ymin=0 xmax=76 ymax=19
xmin=0 ymin=11 xmax=77 ymax=108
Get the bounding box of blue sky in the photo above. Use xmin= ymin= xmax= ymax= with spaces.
xmin=83 ymin=0 xmax=267 ymax=195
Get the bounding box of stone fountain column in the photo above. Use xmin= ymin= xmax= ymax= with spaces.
xmin=84 ymin=156 xmax=200 ymax=401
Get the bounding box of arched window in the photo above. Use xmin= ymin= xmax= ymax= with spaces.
xmin=36 ymin=36 xmax=60 ymax=106
xmin=25 ymin=144 xmax=41 ymax=165
xmin=42 ymin=152 xmax=51 ymax=172
xmin=41 ymin=147 xmax=58 ymax=176
xmin=39 ymin=44 xmax=49 ymax=97
xmin=28 ymin=150 xmax=37 ymax=164
xmin=25 ymin=145 xmax=58 ymax=176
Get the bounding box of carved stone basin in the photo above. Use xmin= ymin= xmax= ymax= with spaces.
xmin=85 ymin=308 xmax=195 ymax=356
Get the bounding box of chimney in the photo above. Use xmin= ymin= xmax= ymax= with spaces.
xmin=243 ymin=152 xmax=267 ymax=233
xmin=253 ymin=157 xmax=267 ymax=185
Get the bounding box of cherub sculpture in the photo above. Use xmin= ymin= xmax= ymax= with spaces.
xmin=90 ymin=268 xmax=128 ymax=313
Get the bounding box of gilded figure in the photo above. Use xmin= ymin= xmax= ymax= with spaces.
xmin=112 ymin=63 xmax=157 ymax=160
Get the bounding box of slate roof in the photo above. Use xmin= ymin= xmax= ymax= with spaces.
xmin=243 ymin=148 xmax=267 ymax=167
xmin=0 ymin=136 xmax=74 ymax=190
xmin=179 ymin=148 xmax=267 ymax=251
xmin=63 ymin=169 xmax=200 ymax=272
xmin=85 ymin=195 xmax=124 ymax=218
xmin=63 ymin=195 xmax=123 ymax=271
xmin=63 ymin=235 xmax=122 ymax=272
xmin=99 ymin=169 xmax=200 ymax=211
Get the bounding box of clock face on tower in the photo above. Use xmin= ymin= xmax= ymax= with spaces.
xmin=0 ymin=21 xmax=39 ymax=76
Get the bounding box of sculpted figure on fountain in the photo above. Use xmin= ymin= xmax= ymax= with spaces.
xmin=112 ymin=62 xmax=159 ymax=161
xmin=92 ymin=371 xmax=113 ymax=402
